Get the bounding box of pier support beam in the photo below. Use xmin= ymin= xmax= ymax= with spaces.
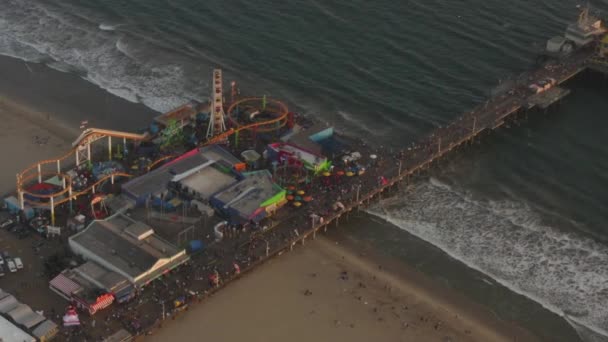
xmin=18 ymin=190 xmax=24 ymax=211
xmin=68 ymin=186 xmax=73 ymax=213
xmin=108 ymin=136 xmax=112 ymax=161
xmin=50 ymin=196 xmax=55 ymax=226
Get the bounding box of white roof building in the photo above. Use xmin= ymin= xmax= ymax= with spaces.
xmin=0 ymin=315 xmax=35 ymax=342
xmin=69 ymin=213 xmax=189 ymax=287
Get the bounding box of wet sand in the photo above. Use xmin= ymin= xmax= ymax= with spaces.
xmin=0 ymin=54 xmax=538 ymax=341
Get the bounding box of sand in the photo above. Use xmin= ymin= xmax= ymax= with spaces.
xmin=0 ymin=54 xmax=539 ymax=342
xmin=0 ymin=97 xmax=74 ymax=195
xmin=148 ymin=237 xmax=537 ymax=342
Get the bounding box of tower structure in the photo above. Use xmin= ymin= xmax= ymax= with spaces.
xmin=230 ymin=81 xmax=237 ymax=105
xmin=206 ymin=69 xmax=227 ymax=139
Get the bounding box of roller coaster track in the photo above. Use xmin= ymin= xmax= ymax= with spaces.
xmin=16 ymin=98 xmax=289 ymax=210
xmin=207 ymin=97 xmax=290 ymax=144
xmin=22 ymin=172 xmax=133 ymax=208
xmin=17 ymin=128 xmax=149 ymax=208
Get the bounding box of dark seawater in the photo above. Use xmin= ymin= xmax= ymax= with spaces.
xmin=1 ymin=0 xmax=608 ymax=340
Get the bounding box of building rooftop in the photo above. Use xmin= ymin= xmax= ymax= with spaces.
xmin=211 ymin=172 xmax=282 ymax=221
xmin=123 ymin=145 xmax=239 ymax=201
xmin=179 ymin=165 xmax=237 ymax=200
xmin=153 ymin=101 xmax=200 ymax=127
xmin=70 ymin=214 xmax=182 ymax=279
xmin=284 ymin=122 xmax=333 ymax=155
xmin=241 ymin=150 xmax=261 ymax=162
xmin=0 ymin=294 xmax=18 ymax=314
xmin=7 ymin=303 xmax=45 ymax=329
xmin=0 ymin=315 xmax=35 ymax=342
xmin=269 ymin=142 xmax=327 ymax=166
xmin=74 ymin=261 xmax=130 ymax=293
xmin=199 ymin=144 xmax=241 ymax=166
xmin=31 ymin=320 xmax=58 ymax=340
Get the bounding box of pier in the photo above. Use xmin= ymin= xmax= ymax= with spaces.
xmin=145 ymin=45 xmax=608 ymax=336
xmin=6 ymin=36 xmax=608 ymax=341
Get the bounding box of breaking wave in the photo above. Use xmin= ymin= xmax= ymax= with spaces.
xmin=99 ymin=23 xmax=119 ymax=31
xmin=368 ymin=177 xmax=608 ymax=340
xmin=0 ymin=0 xmax=204 ymax=113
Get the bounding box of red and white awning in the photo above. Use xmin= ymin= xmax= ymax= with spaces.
xmin=89 ymin=294 xmax=114 ymax=315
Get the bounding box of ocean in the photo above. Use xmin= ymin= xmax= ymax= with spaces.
xmin=1 ymin=0 xmax=608 ymax=340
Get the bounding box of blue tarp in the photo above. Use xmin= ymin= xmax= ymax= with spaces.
xmin=189 ymin=240 xmax=204 ymax=252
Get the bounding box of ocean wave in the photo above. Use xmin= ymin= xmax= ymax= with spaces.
xmin=0 ymin=0 xmax=206 ymax=113
xmin=99 ymin=23 xmax=118 ymax=31
xmin=368 ymin=177 xmax=608 ymax=340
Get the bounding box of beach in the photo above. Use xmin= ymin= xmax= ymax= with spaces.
xmin=0 ymin=54 xmax=155 ymax=197
xmin=0 ymin=55 xmax=539 ymax=341
xmin=148 ymin=236 xmax=538 ymax=342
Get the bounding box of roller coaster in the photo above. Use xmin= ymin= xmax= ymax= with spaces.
xmin=16 ymin=128 xmax=149 ymax=223
xmin=15 ymin=95 xmax=290 ymax=225
xmin=208 ymin=97 xmax=290 ymax=146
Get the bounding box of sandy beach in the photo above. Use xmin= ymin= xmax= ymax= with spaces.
xmin=148 ymin=236 xmax=537 ymax=342
xmin=0 ymin=54 xmax=539 ymax=342
xmin=0 ymin=97 xmax=73 ymax=195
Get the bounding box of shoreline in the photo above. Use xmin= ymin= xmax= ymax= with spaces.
xmin=0 ymin=52 xmax=540 ymax=341
xmin=0 ymin=54 xmax=157 ymax=133
xmin=324 ymin=228 xmax=539 ymax=341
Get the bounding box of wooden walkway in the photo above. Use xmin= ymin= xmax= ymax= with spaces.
xmin=289 ymin=48 xmax=604 ymax=245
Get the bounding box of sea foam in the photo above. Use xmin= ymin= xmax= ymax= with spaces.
xmin=368 ymin=177 xmax=608 ymax=340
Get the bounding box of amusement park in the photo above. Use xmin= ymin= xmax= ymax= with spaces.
xmin=0 ymin=68 xmax=383 ymax=340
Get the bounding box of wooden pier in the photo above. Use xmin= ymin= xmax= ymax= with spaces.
xmin=75 ymin=47 xmax=608 ymax=339
xmin=269 ymin=48 xmax=606 ymax=251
